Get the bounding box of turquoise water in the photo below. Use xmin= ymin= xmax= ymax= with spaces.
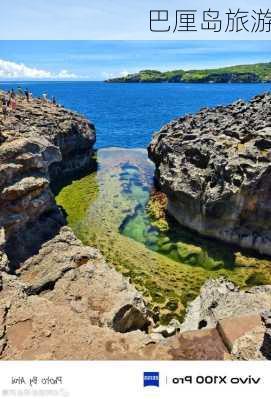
xmin=1 ymin=81 xmax=271 ymax=148
xmin=118 ymin=155 xmax=235 ymax=271
xmin=56 ymin=147 xmax=271 ymax=324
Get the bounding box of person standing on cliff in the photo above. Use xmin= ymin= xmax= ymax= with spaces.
xmin=42 ymin=92 xmax=48 ymax=102
xmin=17 ymin=86 xmax=24 ymax=97
xmin=24 ymin=88 xmax=30 ymax=102
xmin=7 ymin=91 xmax=11 ymax=108
xmin=1 ymin=97 xmax=8 ymax=120
xmin=11 ymin=94 xmax=17 ymax=111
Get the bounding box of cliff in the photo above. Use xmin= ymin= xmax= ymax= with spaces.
xmin=1 ymin=92 xmax=271 ymax=360
xmin=149 ymin=93 xmax=271 ymax=256
xmin=0 ymin=93 xmax=96 ymax=266
xmin=106 ymin=62 xmax=271 ymax=83
xmin=0 ymin=93 xmax=157 ymax=359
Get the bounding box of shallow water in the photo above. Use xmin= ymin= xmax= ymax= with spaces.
xmin=56 ymin=148 xmax=271 ymax=324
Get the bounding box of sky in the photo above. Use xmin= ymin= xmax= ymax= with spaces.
xmin=1 ymin=0 xmax=271 ymax=39
xmin=0 ymin=41 xmax=271 ymax=81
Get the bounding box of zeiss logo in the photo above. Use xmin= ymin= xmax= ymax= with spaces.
xmin=143 ymin=372 xmax=160 ymax=387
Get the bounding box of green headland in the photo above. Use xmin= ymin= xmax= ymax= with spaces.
xmin=106 ymin=62 xmax=271 ymax=83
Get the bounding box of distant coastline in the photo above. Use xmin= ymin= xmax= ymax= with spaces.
xmin=106 ymin=61 xmax=271 ymax=83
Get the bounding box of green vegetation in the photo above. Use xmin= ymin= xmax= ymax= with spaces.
xmin=56 ymin=173 xmax=99 ymax=234
xmin=56 ymin=149 xmax=271 ymax=325
xmin=106 ymin=62 xmax=271 ymax=83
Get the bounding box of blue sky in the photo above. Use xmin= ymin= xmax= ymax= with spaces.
xmin=1 ymin=0 xmax=271 ymax=39
xmin=0 ymin=41 xmax=271 ymax=81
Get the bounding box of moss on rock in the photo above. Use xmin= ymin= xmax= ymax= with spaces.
xmin=56 ymin=148 xmax=271 ymax=325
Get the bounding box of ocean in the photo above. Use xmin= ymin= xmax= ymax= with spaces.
xmin=1 ymin=81 xmax=271 ymax=148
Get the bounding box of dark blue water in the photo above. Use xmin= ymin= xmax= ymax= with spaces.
xmin=1 ymin=81 xmax=271 ymax=148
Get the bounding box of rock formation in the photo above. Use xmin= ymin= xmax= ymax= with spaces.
xmin=0 ymin=93 xmax=96 ymax=266
xmin=149 ymin=93 xmax=271 ymax=256
xmin=1 ymin=91 xmax=271 ymax=360
xmin=0 ymin=93 xmax=154 ymax=359
xmin=0 ymin=226 xmax=155 ymax=359
xmin=179 ymin=278 xmax=271 ymax=359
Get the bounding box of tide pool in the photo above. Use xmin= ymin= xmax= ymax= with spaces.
xmin=56 ymin=148 xmax=271 ymax=325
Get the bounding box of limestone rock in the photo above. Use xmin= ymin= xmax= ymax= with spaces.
xmin=166 ymin=328 xmax=228 ymax=360
xmin=2 ymin=91 xmax=271 ymax=360
xmin=0 ymin=92 xmax=157 ymax=360
xmin=0 ymin=227 xmax=156 ymax=360
xmin=0 ymin=228 xmax=8 ymax=272
xmin=0 ymin=92 xmax=96 ymax=267
xmin=18 ymin=226 xmax=152 ymax=333
xmin=217 ymin=314 xmax=264 ymax=351
xmin=180 ymin=277 xmax=271 ymax=332
xmin=178 ymin=277 xmax=271 ymax=359
xmin=148 ymin=93 xmax=271 ymax=255
xmin=151 ymin=318 xmax=181 ymax=338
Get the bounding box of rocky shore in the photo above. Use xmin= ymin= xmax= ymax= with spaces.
xmin=0 ymin=92 xmax=271 ymax=360
xmin=149 ymin=93 xmax=271 ymax=256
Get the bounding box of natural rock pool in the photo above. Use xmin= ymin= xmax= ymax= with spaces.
xmin=56 ymin=148 xmax=271 ymax=324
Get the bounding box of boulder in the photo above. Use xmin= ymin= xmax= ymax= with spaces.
xmin=17 ymin=226 xmax=152 ymax=334
xmin=178 ymin=277 xmax=271 ymax=359
xmin=180 ymin=277 xmax=271 ymax=332
xmin=148 ymin=93 xmax=271 ymax=255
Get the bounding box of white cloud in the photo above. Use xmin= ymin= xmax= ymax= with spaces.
xmin=0 ymin=59 xmax=77 ymax=79
xmin=55 ymin=69 xmax=77 ymax=79
xmin=102 ymin=69 xmax=131 ymax=80
xmin=120 ymin=70 xmax=130 ymax=77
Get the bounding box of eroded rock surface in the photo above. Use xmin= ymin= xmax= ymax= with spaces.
xmin=0 ymin=226 xmax=156 ymax=360
xmin=179 ymin=277 xmax=271 ymax=359
xmin=0 ymin=93 xmax=95 ymax=266
xmin=1 ymin=92 xmax=271 ymax=360
xmin=0 ymin=232 xmax=232 ymax=361
xmin=0 ymin=94 xmax=158 ymax=360
xmin=148 ymin=93 xmax=271 ymax=255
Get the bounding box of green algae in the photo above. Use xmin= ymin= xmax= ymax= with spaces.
xmin=56 ymin=148 xmax=271 ymax=325
xmin=245 ymin=272 xmax=271 ymax=286
xmin=56 ymin=173 xmax=99 ymax=234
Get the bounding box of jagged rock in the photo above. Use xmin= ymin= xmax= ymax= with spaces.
xmin=0 ymin=93 xmax=96 ymax=267
xmin=148 ymin=93 xmax=271 ymax=255
xmin=0 ymin=228 xmax=8 ymax=273
xmin=180 ymin=277 xmax=271 ymax=332
xmin=217 ymin=314 xmax=264 ymax=351
xmin=2 ymin=91 xmax=271 ymax=360
xmin=178 ymin=278 xmax=271 ymax=359
xmin=0 ymin=92 xmax=158 ymax=360
xmin=0 ymin=252 xmax=8 ymax=273
xmin=170 ymin=328 xmax=229 ymax=360
xmin=0 ymin=227 xmax=156 ymax=360
xmin=16 ymin=226 xmax=152 ymax=333
xmin=151 ymin=318 xmax=181 ymax=338
xmin=230 ymin=328 xmax=269 ymax=360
